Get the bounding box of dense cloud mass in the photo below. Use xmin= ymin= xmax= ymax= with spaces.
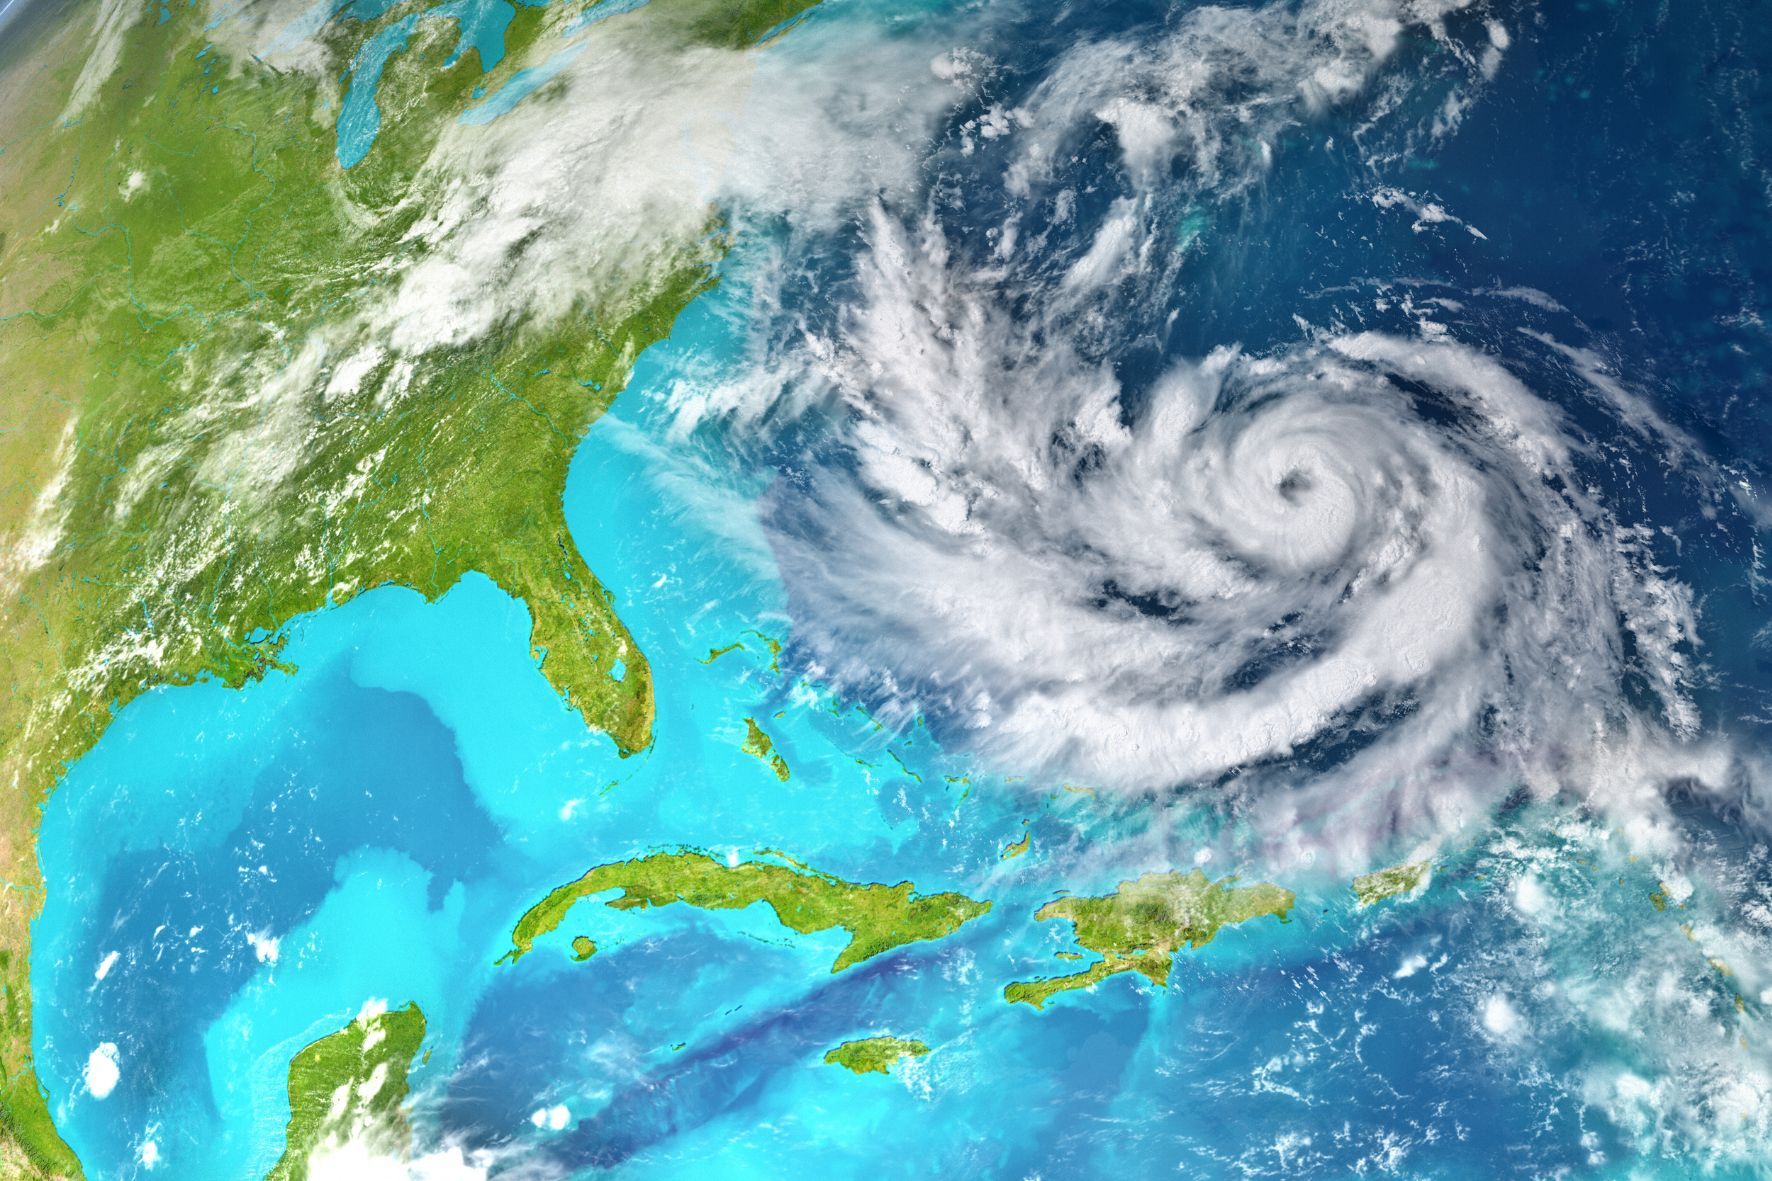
xmin=765 ymin=213 xmax=1709 ymax=818
xmin=642 ymin=0 xmax=1729 ymax=843
xmin=29 ymin=0 xmax=1772 ymax=1173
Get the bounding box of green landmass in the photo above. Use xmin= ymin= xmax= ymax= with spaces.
xmin=701 ymin=630 xmax=781 ymax=671
xmin=0 ymin=0 xmax=827 ymax=1169
xmin=0 ymin=1067 xmax=75 ymax=1179
xmin=741 ymin=717 xmax=791 ymax=780
xmin=501 ymin=850 xmax=991 ymax=972
xmin=1352 ymin=861 xmax=1429 ymax=907
xmin=570 ymin=935 xmax=598 ymax=961
xmin=750 ymin=629 xmax=784 ymax=673
xmin=1001 ymin=825 xmax=1031 ymax=860
xmin=1005 ymin=870 xmax=1295 ymax=1010
xmin=267 ymin=1002 xmax=427 ymax=1181
xmin=822 ymin=1036 xmax=929 ymax=1076
xmin=755 ymin=847 xmax=811 ymax=871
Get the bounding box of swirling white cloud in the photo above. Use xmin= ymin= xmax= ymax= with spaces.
xmin=645 ymin=0 xmax=1741 ymax=858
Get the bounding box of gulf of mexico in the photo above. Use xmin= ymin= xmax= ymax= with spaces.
xmin=28 ymin=256 xmax=1028 ymax=1176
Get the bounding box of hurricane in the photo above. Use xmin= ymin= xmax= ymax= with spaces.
xmin=662 ymin=0 xmax=1729 ymax=854
xmin=10 ymin=0 xmax=1772 ymax=1173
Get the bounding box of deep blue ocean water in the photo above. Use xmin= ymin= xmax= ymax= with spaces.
xmin=28 ymin=0 xmax=1772 ymax=1176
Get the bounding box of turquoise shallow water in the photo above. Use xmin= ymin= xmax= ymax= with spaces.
xmin=29 ymin=247 xmax=1623 ymax=1181
xmin=26 ymin=257 xmax=1044 ymax=1175
xmin=32 ymin=0 xmax=1772 ymax=1173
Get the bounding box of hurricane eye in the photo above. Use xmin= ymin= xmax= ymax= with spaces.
xmin=1277 ymin=469 xmax=1312 ymax=502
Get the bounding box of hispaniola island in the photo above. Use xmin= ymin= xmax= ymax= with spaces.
xmin=1 ymin=0 xmax=1771 ymax=1175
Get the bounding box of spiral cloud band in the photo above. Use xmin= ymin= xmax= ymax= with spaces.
xmin=761 ymin=204 xmax=1702 ymax=810
xmin=643 ymin=0 xmax=1726 ymax=830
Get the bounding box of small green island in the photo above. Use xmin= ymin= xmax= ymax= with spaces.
xmin=742 ymin=717 xmax=792 ymax=781
xmin=1005 ymin=870 xmax=1295 ymax=1009
xmin=702 ymin=630 xmax=784 ymax=673
xmin=267 ymin=1002 xmax=427 ymax=1181
xmin=501 ymin=850 xmax=991 ymax=972
xmin=1002 ymin=825 xmax=1032 ymax=860
xmin=823 ymin=1036 xmax=931 ymax=1076
xmin=1352 ymin=861 xmax=1429 ymax=906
